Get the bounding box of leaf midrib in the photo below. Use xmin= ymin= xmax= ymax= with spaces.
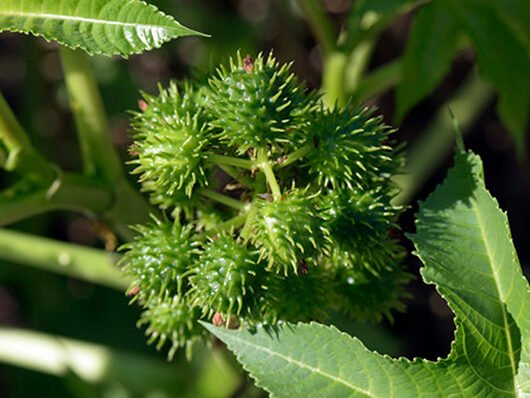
xmin=0 ymin=10 xmax=175 ymax=31
xmin=473 ymin=193 xmax=518 ymax=389
xmin=227 ymin=332 xmax=375 ymax=398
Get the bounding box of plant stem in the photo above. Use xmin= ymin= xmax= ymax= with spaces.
xmin=60 ymin=48 xmax=156 ymax=237
xmin=322 ymin=51 xmax=349 ymax=108
xmin=344 ymin=40 xmax=375 ymax=95
xmin=295 ymin=0 xmax=336 ymax=56
xmin=353 ymin=58 xmax=402 ymax=103
xmin=0 ymin=173 xmax=113 ymax=227
xmin=256 ymin=149 xmax=282 ymax=200
xmin=255 ymin=170 xmax=266 ymax=194
xmin=0 ymin=91 xmax=31 ymax=152
xmin=202 ymin=189 xmax=246 ymax=210
xmin=322 ymin=40 xmax=375 ymax=107
xmin=189 ymin=348 xmax=242 ymax=398
xmin=0 ymin=174 xmax=151 ymax=241
xmin=392 ymin=71 xmax=494 ymax=205
xmin=60 ymin=48 xmax=121 ymax=183
xmin=278 ymin=142 xmax=313 ymax=168
xmin=203 ymin=214 xmax=248 ymax=238
xmin=0 ymin=228 xmax=126 ymax=290
xmin=0 ymin=91 xmax=54 ymax=181
xmin=0 ymin=327 xmax=192 ymax=394
xmin=103 ymin=179 xmax=155 ymax=241
xmin=208 ymin=154 xmax=254 ymax=170
xmin=216 ymin=164 xmax=253 ymax=188
xmin=239 ymin=204 xmax=257 ymax=242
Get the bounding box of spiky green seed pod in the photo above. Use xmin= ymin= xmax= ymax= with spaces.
xmin=252 ymin=188 xmax=330 ymax=275
xmin=189 ymin=233 xmax=261 ymax=317
xmin=253 ymin=265 xmax=333 ymax=324
xmin=331 ymin=265 xmax=413 ymax=323
xmin=139 ymin=294 xmax=204 ymax=360
xmin=119 ymin=216 xmax=199 ymax=301
xmin=306 ymin=106 xmax=401 ymax=190
xmin=136 ymin=81 xmax=207 ymax=126
xmin=130 ymin=82 xmax=211 ymax=209
xmin=323 ymin=188 xmax=403 ymax=274
xmin=207 ymin=53 xmax=316 ymax=154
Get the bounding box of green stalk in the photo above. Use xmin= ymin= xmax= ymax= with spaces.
xmin=322 ymin=40 xmax=375 ymax=107
xmin=0 ymin=91 xmax=31 ymax=151
xmin=256 ymin=149 xmax=282 ymax=200
xmin=0 ymin=229 xmax=126 ymax=290
xmin=203 ymin=214 xmax=248 ymax=238
xmin=344 ymin=40 xmax=375 ymax=95
xmin=60 ymin=48 xmax=121 ymax=183
xmin=0 ymin=173 xmax=113 ymax=227
xmin=239 ymin=204 xmax=257 ymax=242
xmin=216 ymin=164 xmax=253 ymax=188
xmin=353 ymin=58 xmax=402 ymax=103
xmin=102 ymin=179 xmax=155 ymax=242
xmin=0 ymin=91 xmax=54 ymax=181
xmin=322 ymin=51 xmax=349 ymax=108
xmin=202 ymin=189 xmax=246 ymax=210
xmin=60 ymin=48 xmax=155 ymax=237
xmin=295 ymin=0 xmax=336 ymax=56
xmin=0 ymin=327 xmax=191 ymax=394
xmin=255 ymin=170 xmax=267 ymax=194
xmin=208 ymin=154 xmax=253 ymax=170
xmin=278 ymin=142 xmax=313 ymax=168
xmin=0 ymin=174 xmax=151 ymax=241
xmin=392 ymin=71 xmax=494 ymax=205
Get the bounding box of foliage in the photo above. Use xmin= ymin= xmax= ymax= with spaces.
xmin=340 ymin=0 xmax=530 ymax=153
xmin=0 ymin=0 xmax=204 ymax=56
xmin=121 ymin=52 xmax=410 ymax=357
xmin=0 ymin=0 xmax=528 ymax=396
xmin=207 ymin=149 xmax=530 ymax=397
xmin=395 ymin=0 xmax=530 ymax=152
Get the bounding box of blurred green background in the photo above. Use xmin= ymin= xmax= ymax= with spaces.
xmin=0 ymin=0 xmax=528 ymax=396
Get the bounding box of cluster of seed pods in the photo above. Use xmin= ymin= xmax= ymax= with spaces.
xmin=121 ymin=53 xmax=410 ymax=358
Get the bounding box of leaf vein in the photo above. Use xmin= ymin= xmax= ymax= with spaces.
xmin=228 ymin=334 xmax=376 ymax=398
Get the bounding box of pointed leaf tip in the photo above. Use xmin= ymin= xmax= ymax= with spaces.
xmin=0 ymin=0 xmax=206 ymax=57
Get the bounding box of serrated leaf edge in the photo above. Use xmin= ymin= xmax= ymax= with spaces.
xmin=0 ymin=0 xmax=207 ymax=57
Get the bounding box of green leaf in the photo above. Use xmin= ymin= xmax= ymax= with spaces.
xmin=205 ymin=150 xmax=530 ymax=397
xmin=491 ymin=0 xmax=530 ymax=54
xmin=396 ymin=1 xmax=460 ymax=121
xmin=413 ymin=150 xmax=530 ymax=394
xmin=391 ymin=0 xmax=530 ymax=154
xmin=447 ymin=0 xmax=530 ymax=154
xmin=0 ymin=0 xmax=205 ymax=57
